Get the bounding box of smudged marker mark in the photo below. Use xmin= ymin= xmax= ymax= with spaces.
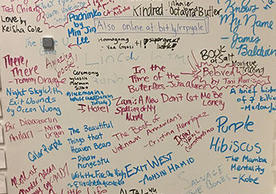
xmin=85 ymin=53 xmax=99 ymax=65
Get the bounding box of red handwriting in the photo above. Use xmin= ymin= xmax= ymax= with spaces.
xmin=44 ymin=124 xmax=65 ymax=139
xmin=145 ymin=129 xmax=175 ymax=148
xmin=127 ymin=62 xmax=211 ymax=94
xmin=161 ymin=93 xmax=184 ymax=103
xmin=103 ymin=4 xmax=130 ymax=16
xmin=128 ymin=82 xmax=165 ymax=93
xmin=42 ymin=162 xmax=69 ymax=193
xmin=174 ymin=127 xmax=214 ymax=152
xmin=176 ymin=111 xmax=209 ymax=132
xmin=144 ymin=112 xmax=209 ymax=148
xmin=45 ymin=53 xmax=74 ymax=68
xmin=61 ymin=186 xmax=108 ymax=194
xmin=113 ymin=95 xmax=159 ymax=106
xmin=46 ymin=52 xmax=76 ymax=78
xmin=129 ymin=121 xmax=152 ymax=134
xmin=113 ymin=95 xmax=157 ymax=121
xmin=1 ymin=0 xmax=40 ymax=19
xmin=112 ymin=135 xmax=141 ymax=154
xmin=3 ymin=54 xmax=39 ymax=78
xmin=3 ymin=55 xmax=27 ymax=69
xmin=146 ymin=113 xmax=182 ymax=136
xmin=87 ymin=186 xmax=107 ymax=194
xmin=92 ymin=0 xmax=130 ymax=16
xmin=61 ymin=188 xmax=82 ymax=194
xmin=9 ymin=130 xmax=34 ymax=143
xmin=4 ymin=121 xmax=16 ymax=132
xmin=186 ymin=91 xmax=226 ymax=111
xmin=20 ymin=117 xmax=58 ymax=126
xmin=38 ymin=164 xmax=56 ymax=180
xmin=12 ymin=163 xmax=69 ymax=193
xmin=18 ymin=177 xmax=40 ymax=194
xmin=12 ymin=75 xmax=66 ymax=87
xmin=11 ymin=165 xmax=38 ymax=188
xmin=181 ymin=51 xmax=271 ymax=90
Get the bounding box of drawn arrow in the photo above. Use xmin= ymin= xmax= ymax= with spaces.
xmin=68 ymin=43 xmax=81 ymax=49
xmin=180 ymin=51 xmax=198 ymax=76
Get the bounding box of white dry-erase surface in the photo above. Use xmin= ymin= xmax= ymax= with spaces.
xmin=0 ymin=0 xmax=276 ymax=193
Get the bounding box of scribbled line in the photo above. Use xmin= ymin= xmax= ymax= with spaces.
xmin=221 ymin=37 xmax=229 ymax=40
xmin=180 ymin=51 xmax=271 ymax=91
xmin=86 ymin=62 xmax=99 ymax=65
xmin=34 ymin=0 xmax=91 ymax=29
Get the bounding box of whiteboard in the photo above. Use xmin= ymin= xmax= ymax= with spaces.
xmin=0 ymin=0 xmax=276 ymax=193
